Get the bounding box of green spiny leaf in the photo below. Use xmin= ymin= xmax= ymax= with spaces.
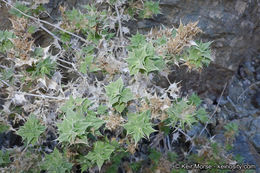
xmin=106 ymin=78 xmax=133 ymax=112
xmin=188 ymin=93 xmax=202 ymax=106
xmin=85 ymin=141 xmax=115 ymax=171
xmin=196 ymin=108 xmax=208 ymax=123
xmin=105 ymin=78 xmax=124 ymax=104
xmin=166 ymin=99 xmax=198 ymax=130
xmin=0 ymin=150 xmax=10 ymax=167
xmin=0 ymin=30 xmax=15 ymax=53
xmin=41 ymin=148 xmax=73 ymax=173
xmin=9 ymin=2 xmax=31 ymax=18
xmin=182 ymin=41 xmax=212 ymax=70
xmin=224 ymin=122 xmax=239 ymax=134
xmin=124 ymin=111 xmax=156 ymax=146
xmin=127 ymin=42 xmax=165 ymax=75
xmin=17 ymin=114 xmax=46 ymax=146
xmin=0 ymin=123 xmax=9 ymax=134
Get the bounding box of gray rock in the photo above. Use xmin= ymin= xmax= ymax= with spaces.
xmin=187 ymin=123 xmax=205 ymax=137
xmin=256 ymin=66 xmax=260 ymax=81
xmin=250 ymin=134 xmax=260 ymax=153
xmin=252 ymin=91 xmax=260 ymax=108
xmin=127 ymin=103 xmax=137 ymax=113
xmin=214 ymin=127 xmax=260 ymax=171
xmin=213 ymin=132 xmax=225 ymax=146
xmin=231 ymin=131 xmax=260 ymax=171
xmin=217 ymin=97 xmax=228 ymax=106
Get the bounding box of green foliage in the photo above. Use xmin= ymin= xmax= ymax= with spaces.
xmin=0 ymin=68 xmax=14 ymax=82
xmin=57 ymin=112 xmax=104 ymax=144
xmin=106 ymin=152 xmax=129 ymax=173
xmin=127 ymin=40 xmax=165 ymax=75
xmin=9 ymin=2 xmax=31 ymax=17
xmin=188 ymin=93 xmax=202 ymax=106
xmin=60 ymin=96 xmax=95 ymax=116
xmin=105 ymin=78 xmax=133 ymax=112
xmin=167 ymin=152 xmax=178 ymax=162
xmin=0 ymin=123 xmax=9 ymax=134
xmin=196 ymin=108 xmax=208 ymax=123
xmin=68 ymin=5 xmax=104 ymax=31
xmin=2 ymin=1 xmax=216 ymax=172
xmin=41 ymin=148 xmax=73 ymax=173
xmin=130 ymin=161 xmax=142 ymax=172
xmin=124 ymin=111 xmax=156 ymax=145
xmin=166 ymin=95 xmax=208 ymax=130
xmin=79 ymin=46 xmax=100 ymax=73
xmin=33 ymin=47 xmax=44 ymax=58
xmin=0 ymin=30 xmax=15 ymax=53
xmin=83 ymin=141 xmax=115 ymax=171
xmin=65 ymin=8 xmax=88 ymax=31
xmin=32 ymin=57 xmax=56 ymax=77
xmin=63 ymin=5 xmax=108 ymax=43
xmin=167 ymin=99 xmax=197 ymax=130
xmin=182 ymin=41 xmax=212 ymax=70
xmin=148 ymin=148 xmax=161 ymax=165
xmin=60 ymin=32 xmax=71 ymax=43
xmin=9 ymin=2 xmax=46 ymax=18
xmin=128 ymin=33 xmax=147 ymax=50
xmin=224 ymin=122 xmax=239 ymax=134
xmin=172 ymin=169 xmax=188 ymax=173
xmin=97 ymin=105 xmax=108 ymax=115
xmin=188 ymin=141 xmax=231 ymax=173
xmin=17 ymin=115 xmax=46 ymax=146
xmin=31 ymin=4 xmax=46 ymax=15
xmin=0 ymin=150 xmax=11 ymax=167
xmin=224 ymin=121 xmax=239 ymax=150
xmin=58 ymin=97 xmax=104 ymax=144
xmin=27 ymin=25 xmax=38 ymax=34
xmin=140 ymin=1 xmax=161 ymax=18
xmin=234 ymin=154 xmax=244 ymax=164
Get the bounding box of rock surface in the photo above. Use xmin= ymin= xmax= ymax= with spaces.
xmin=213 ymin=55 xmax=260 ymax=170
xmin=128 ymin=0 xmax=260 ymax=96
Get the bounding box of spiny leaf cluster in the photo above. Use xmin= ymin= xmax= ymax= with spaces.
xmin=140 ymin=1 xmax=161 ymax=18
xmin=166 ymin=94 xmax=208 ymax=130
xmin=16 ymin=114 xmax=46 ymax=146
xmin=0 ymin=30 xmax=15 ymax=53
xmin=79 ymin=46 xmax=100 ymax=73
xmin=105 ymin=78 xmax=134 ymax=112
xmin=182 ymin=41 xmax=213 ymax=70
xmin=41 ymin=148 xmax=73 ymax=173
xmin=124 ymin=110 xmax=156 ymax=145
xmin=58 ymin=97 xmax=104 ymax=144
xmin=127 ymin=33 xmax=165 ymax=75
xmin=0 ymin=150 xmax=11 ymax=167
xmin=32 ymin=57 xmax=56 ymax=77
xmin=81 ymin=141 xmax=115 ymax=171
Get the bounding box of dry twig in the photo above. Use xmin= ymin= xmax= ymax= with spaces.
xmin=199 ymin=83 xmax=227 ymax=137
xmin=16 ymin=92 xmax=68 ymax=100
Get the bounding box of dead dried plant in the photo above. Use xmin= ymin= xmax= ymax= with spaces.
xmin=105 ymin=113 xmax=125 ymax=131
xmin=139 ymin=93 xmax=171 ymax=121
xmin=9 ymin=17 xmax=34 ymax=60
xmin=167 ymin=21 xmax=202 ymax=55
